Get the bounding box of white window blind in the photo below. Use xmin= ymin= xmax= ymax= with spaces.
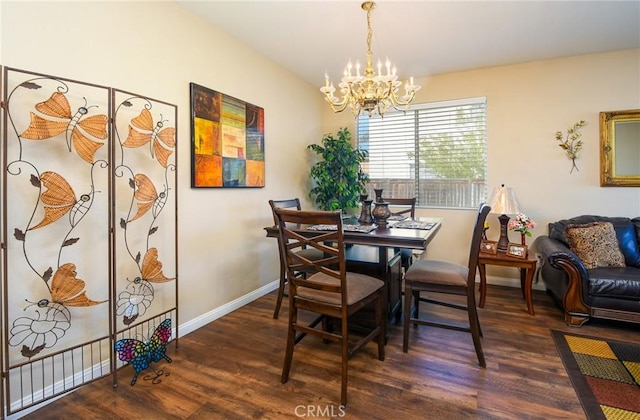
xmin=357 ymin=97 xmax=487 ymax=209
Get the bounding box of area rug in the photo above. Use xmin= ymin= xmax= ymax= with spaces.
xmin=551 ymin=330 xmax=640 ymax=420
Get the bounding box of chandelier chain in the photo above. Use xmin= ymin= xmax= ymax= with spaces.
xmin=365 ymin=3 xmax=373 ymax=77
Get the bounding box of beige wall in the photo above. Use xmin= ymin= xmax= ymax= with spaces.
xmin=322 ymin=49 xmax=640 ymax=280
xmin=0 ymin=1 xmax=323 ymax=331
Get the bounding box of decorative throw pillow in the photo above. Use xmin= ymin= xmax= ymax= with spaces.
xmin=564 ymin=222 xmax=626 ymax=269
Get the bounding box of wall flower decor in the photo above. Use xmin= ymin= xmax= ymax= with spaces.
xmin=555 ymin=120 xmax=586 ymax=173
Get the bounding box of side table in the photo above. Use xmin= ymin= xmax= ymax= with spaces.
xmin=477 ymin=251 xmax=538 ymax=315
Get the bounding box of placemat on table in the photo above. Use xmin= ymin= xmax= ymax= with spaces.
xmin=392 ymin=220 xmax=435 ymax=230
xmin=308 ymin=224 xmax=377 ymax=233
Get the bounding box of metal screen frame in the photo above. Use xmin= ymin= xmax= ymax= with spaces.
xmin=0 ymin=67 xmax=178 ymax=416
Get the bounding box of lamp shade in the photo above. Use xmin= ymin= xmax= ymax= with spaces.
xmin=487 ymin=184 xmax=521 ymax=215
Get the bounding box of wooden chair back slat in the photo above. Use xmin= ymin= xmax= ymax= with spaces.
xmin=274 ymin=208 xmax=346 ymax=299
xmin=385 ymin=197 xmax=416 ymax=218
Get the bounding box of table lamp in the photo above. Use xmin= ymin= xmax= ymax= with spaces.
xmin=487 ymin=184 xmax=521 ymax=252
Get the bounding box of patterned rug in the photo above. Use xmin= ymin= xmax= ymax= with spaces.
xmin=551 ymin=330 xmax=640 ymax=420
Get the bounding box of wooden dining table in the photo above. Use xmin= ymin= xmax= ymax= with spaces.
xmin=264 ymin=216 xmax=443 ymax=323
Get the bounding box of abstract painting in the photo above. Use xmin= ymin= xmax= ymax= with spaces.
xmin=190 ymin=83 xmax=265 ymax=188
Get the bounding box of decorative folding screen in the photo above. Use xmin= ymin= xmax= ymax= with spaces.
xmin=1 ymin=67 xmax=178 ymax=415
xmin=111 ymin=89 xmax=178 ymax=385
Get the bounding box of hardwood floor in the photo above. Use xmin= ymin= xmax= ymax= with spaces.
xmin=21 ymin=285 xmax=640 ymax=419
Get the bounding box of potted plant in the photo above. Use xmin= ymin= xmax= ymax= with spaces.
xmin=308 ymin=127 xmax=369 ymax=212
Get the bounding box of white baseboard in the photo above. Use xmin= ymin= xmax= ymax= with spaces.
xmin=480 ymin=274 xmax=546 ymax=291
xmin=178 ymin=280 xmax=279 ymax=337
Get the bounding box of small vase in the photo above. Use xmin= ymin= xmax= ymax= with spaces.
xmin=521 ymin=233 xmax=526 ymax=246
xmin=372 ymin=200 xmax=391 ymax=227
xmin=358 ymin=199 xmax=373 ymax=224
xmin=374 ymin=188 xmax=384 ymax=203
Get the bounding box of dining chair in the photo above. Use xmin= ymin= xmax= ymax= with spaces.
xmin=274 ymin=208 xmax=385 ymax=406
xmin=402 ymin=203 xmax=491 ymax=368
xmin=385 ymin=197 xmax=416 ymax=219
xmin=385 ymin=197 xmax=417 ymax=272
xmin=268 ymin=198 xmax=324 ymax=319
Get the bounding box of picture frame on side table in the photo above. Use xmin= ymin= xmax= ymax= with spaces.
xmin=480 ymin=240 xmax=498 ymax=255
xmin=506 ymin=243 xmax=528 ymax=259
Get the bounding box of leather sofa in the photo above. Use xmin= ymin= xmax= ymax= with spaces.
xmin=533 ymin=215 xmax=640 ymax=326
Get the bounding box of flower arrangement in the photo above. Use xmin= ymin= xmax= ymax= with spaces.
xmin=555 ymin=120 xmax=586 ymax=173
xmin=508 ymin=213 xmax=537 ymax=237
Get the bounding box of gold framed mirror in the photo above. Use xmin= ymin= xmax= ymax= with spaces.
xmin=600 ymin=109 xmax=640 ymax=187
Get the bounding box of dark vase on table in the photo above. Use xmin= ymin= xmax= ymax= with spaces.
xmin=359 ymin=196 xmax=373 ymax=224
xmin=371 ymin=188 xmax=391 ymax=227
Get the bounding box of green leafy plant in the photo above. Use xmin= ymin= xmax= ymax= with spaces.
xmin=308 ymin=127 xmax=369 ymax=211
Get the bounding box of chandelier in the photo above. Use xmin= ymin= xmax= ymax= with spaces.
xmin=320 ymin=1 xmax=421 ymax=118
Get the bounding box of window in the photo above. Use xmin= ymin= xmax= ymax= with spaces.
xmin=357 ymin=97 xmax=487 ymax=209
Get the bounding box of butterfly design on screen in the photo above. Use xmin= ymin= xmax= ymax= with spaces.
xmin=139 ymin=248 xmax=174 ymax=283
xmin=123 ymin=108 xmax=175 ymax=168
xmin=20 ymin=91 xmax=108 ymax=164
xmin=127 ymin=173 xmax=168 ymax=222
xmin=114 ymin=318 xmax=173 ymax=386
xmin=27 ymin=171 xmax=95 ymax=231
xmin=47 ymin=263 xmax=105 ymax=307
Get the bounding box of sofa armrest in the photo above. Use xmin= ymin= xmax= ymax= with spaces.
xmin=533 ymin=236 xmax=591 ymax=325
xmin=535 ymin=236 xmax=586 ymax=274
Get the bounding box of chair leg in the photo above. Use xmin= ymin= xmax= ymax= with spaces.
xmin=403 ymin=282 xmax=413 ymax=352
xmin=467 ymin=293 xmax=486 ymax=368
xmin=273 ymin=268 xmax=286 ymax=319
xmin=474 ymin=290 xmax=483 ymax=337
xmin=281 ymin=299 xmax=297 ymax=383
xmin=375 ymin=293 xmax=385 ymax=361
xmin=341 ymin=317 xmax=349 ymax=406
xmin=321 ymin=316 xmax=331 ymax=344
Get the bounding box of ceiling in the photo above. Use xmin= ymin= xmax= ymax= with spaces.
xmin=178 ymin=0 xmax=640 ymax=87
